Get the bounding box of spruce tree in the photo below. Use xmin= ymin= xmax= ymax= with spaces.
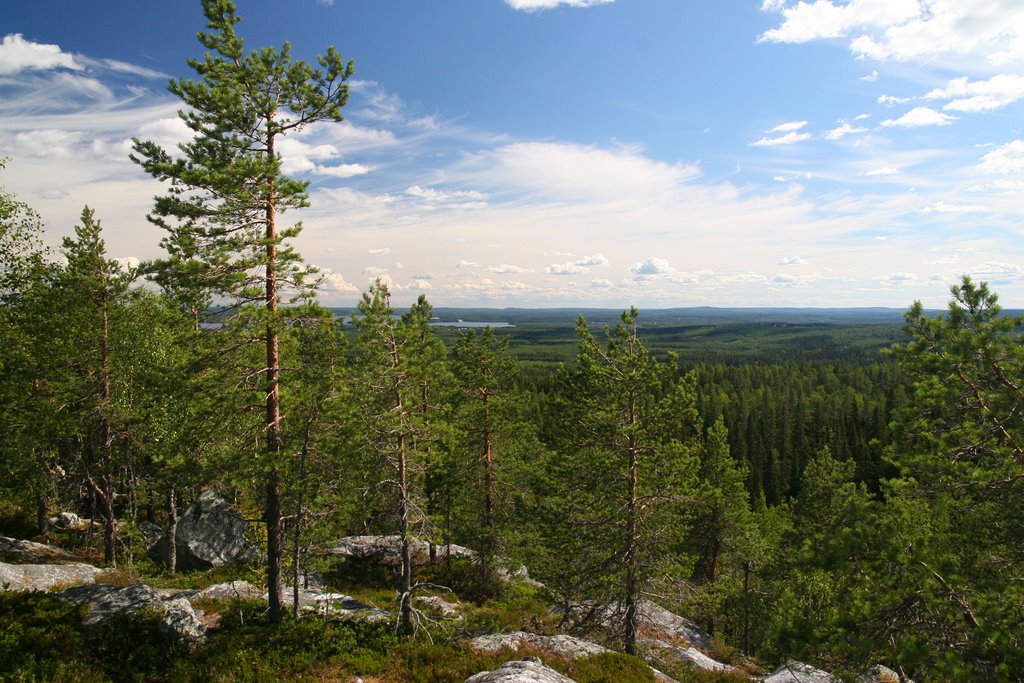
xmin=131 ymin=0 xmax=354 ymax=622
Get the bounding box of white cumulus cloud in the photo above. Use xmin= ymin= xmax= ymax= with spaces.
xmin=778 ymin=255 xmax=808 ymax=265
xmin=546 ymin=262 xmax=584 ymax=275
xmin=630 ymin=257 xmax=675 ymax=275
xmin=880 ymin=106 xmax=957 ymax=128
xmin=0 ymin=33 xmax=82 ymax=75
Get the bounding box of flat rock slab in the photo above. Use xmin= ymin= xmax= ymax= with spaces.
xmin=198 ymin=580 xmax=264 ymax=601
xmin=762 ymin=660 xmax=837 ymax=683
xmin=471 ymin=632 xmax=609 ymax=660
xmin=466 ymin=658 xmax=577 ymax=683
xmin=0 ymin=562 xmax=101 ymax=592
xmin=641 ymin=638 xmax=735 ymax=674
xmin=0 ymin=536 xmax=78 ymax=563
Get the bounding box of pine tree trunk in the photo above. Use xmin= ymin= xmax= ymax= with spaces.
xmin=398 ymin=430 xmax=413 ymax=634
xmin=267 ymin=467 xmax=283 ymax=622
xmin=36 ymin=489 xmax=48 ymax=539
xmin=482 ymin=393 xmax=494 ymax=584
xmin=165 ymin=485 xmax=177 ymax=574
xmin=623 ymin=396 xmax=640 ymax=656
xmin=264 ymin=128 xmax=285 ymax=625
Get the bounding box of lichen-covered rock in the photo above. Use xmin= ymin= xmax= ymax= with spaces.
xmin=0 ymin=536 xmax=78 ymax=563
xmin=58 ymin=582 xmax=206 ymax=642
xmin=0 ymin=562 xmax=101 ymax=591
xmin=471 ymin=632 xmax=609 ymax=660
xmin=150 ymin=491 xmax=256 ymax=571
xmin=466 ymin=658 xmax=577 ymax=683
xmin=762 ymin=660 xmax=837 ymax=682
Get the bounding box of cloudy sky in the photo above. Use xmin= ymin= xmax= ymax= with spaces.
xmin=3 ymin=0 xmax=1023 ymax=308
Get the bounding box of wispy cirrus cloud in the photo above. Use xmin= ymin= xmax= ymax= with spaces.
xmin=925 ymin=75 xmax=1024 ymax=113
xmin=506 ymin=0 xmax=613 ymax=11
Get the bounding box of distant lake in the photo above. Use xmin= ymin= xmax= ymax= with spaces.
xmin=430 ymin=321 xmax=514 ymax=328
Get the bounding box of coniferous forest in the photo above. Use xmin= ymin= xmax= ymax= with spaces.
xmin=2 ymin=2 xmax=1023 ymax=682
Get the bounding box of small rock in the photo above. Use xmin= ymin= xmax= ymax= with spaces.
xmin=762 ymin=660 xmax=837 ymax=683
xmin=0 ymin=562 xmax=101 ymax=591
xmin=416 ymin=594 xmax=463 ymax=617
xmin=48 ymin=511 xmax=95 ymax=531
xmin=465 ymin=658 xmax=577 ymax=683
xmin=860 ymin=664 xmax=901 ymax=683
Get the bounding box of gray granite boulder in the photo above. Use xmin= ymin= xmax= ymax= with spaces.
xmin=466 ymin=658 xmax=576 ymax=683
xmin=0 ymin=536 xmax=78 ymax=563
xmin=150 ymin=491 xmax=256 ymax=571
xmin=0 ymin=562 xmax=101 ymax=591
xmin=58 ymin=583 xmax=206 ymax=642
xmin=762 ymin=660 xmax=837 ymax=682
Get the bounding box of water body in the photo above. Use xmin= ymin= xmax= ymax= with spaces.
xmin=430 ymin=321 xmax=514 ymax=328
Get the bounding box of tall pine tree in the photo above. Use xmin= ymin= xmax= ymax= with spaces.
xmin=131 ymin=0 xmax=354 ymax=622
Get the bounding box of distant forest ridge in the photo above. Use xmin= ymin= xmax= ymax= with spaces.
xmin=330 ymin=305 xmax=1024 ymax=326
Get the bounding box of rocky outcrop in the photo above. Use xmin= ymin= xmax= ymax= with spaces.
xmin=0 ymin=562 xmax=102 ymax=591
xmin=641 ymin=638 xmax=735 ymax=674
xmin=0 ymin=536 xmax=78 ymax=563
xmin=762 ymin=660 xmax=837 ymax=682
xmin=58 ymin=583 xmax=206 ymax=643
xmin=328 ymin=535 xmax=477 ymax=566
xmin=466 ymin=658 xmax=576 ymax=683
xmin=150 ymin=491 xmax=256 ymax=571
xmin=471 ymin=632 xmax=609 ymax=660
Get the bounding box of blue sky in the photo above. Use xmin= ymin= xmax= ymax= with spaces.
xmin=2 ymin=0 xmax=1023 ymax=308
